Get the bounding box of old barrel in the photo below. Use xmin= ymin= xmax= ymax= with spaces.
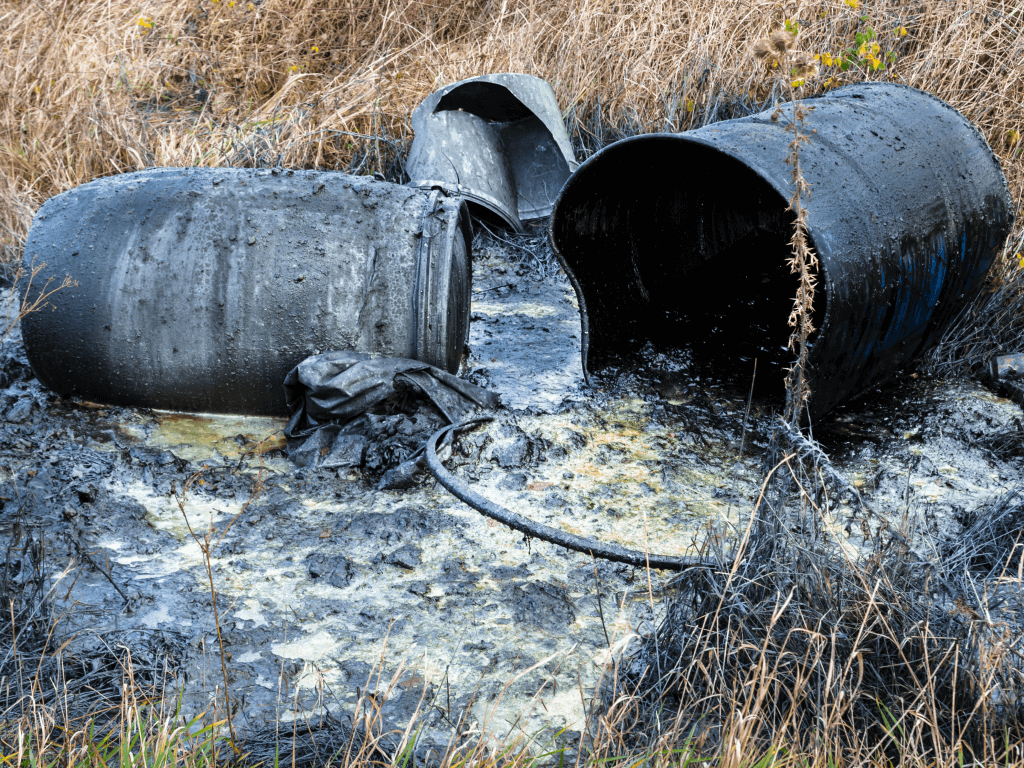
xmin=407 ymin=73 xmax=579 ymax=231
xmin=549 ymin=83 xmax=1014 ymax=418
xmin=21 ymin=168 xmax=473 ymax=416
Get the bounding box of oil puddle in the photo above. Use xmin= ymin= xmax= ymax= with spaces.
xmin=505 ymin=398 xmax=757 ymax=559
xmin=4 ymin=239 xmax=1021 ymax=755
xmin=466 ymin=252 xmax=584 ymax=413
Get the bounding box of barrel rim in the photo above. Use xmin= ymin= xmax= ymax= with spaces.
xmin=408 ymin=179 xmax=524 ymax=232
xmin=414 ymin=191 xmax=475 ymax=374
xmin=547 ymin=132 xmax=801 ymax=384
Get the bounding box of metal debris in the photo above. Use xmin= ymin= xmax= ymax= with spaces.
xmin=992 ymin=352 xmax=1024 ymax=379
xmin=407 ymin=74 xmax=578 ymax=231
xmin=992 ymin=352 xmax=1024 ymax=404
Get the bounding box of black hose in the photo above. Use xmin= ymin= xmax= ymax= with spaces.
xmin=424 ymin=419 xmax=715 ymax=571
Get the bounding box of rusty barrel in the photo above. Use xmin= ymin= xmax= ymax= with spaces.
xmin=21 ymin=168 xmax=473 ymax=416
xmin=549 ymin=83 xmax=1014 ymax=418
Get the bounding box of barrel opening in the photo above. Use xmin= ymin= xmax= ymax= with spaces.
xmin=432 ymin=81 xmax=568 ymax=226
xmin=434 ymin=81 xmax=535 ymax=123
xmin=442 ymin=208 xmax=473 ymax=374
xmin=465 ymin=197 xmax=521 ymax=233
xmin=552 ymin=136 xmax=827 ymax=395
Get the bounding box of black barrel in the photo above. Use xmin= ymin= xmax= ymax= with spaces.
xmin=550 ymin=83 xmax=1014 ymax=418
xmin=21 ymin=168 xmax=473 ymax=416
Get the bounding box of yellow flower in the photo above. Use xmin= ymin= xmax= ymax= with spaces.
xmin=844 ymin=0 xmax=858 ymax=7
xmin=897 ymin=25 xmax=908 ymax=36
xmin=311 ymin=45 xmax=319 ymax=53
xmin=791 ymin=78 xmax=805 ymax=88
xmin=137 ymin=16 xmax=153 ymax=28
xmin=1017 ymin=252 xmax=1024 ymax=268
xmin=685 ymin=99 xmax=695 ymax=112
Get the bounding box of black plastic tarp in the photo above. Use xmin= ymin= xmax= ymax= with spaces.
xmin=284 ymin=351 xmax=499 ymax=486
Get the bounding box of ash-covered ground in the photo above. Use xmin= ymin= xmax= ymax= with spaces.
xmin=1 ymin=233 xmax=1022 ymax=758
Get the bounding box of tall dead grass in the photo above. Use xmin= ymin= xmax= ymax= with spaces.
xmin=1 ymin=0 xmax=1022 ymax=262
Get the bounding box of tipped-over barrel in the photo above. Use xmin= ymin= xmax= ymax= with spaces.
xmin=550 ymin=83 xmax=1013 ymax=417
xmin=21 ymin=168 xmax=473 ymax=416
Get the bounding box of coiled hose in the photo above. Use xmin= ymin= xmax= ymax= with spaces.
xmin=424 ymin=418 xmax=714 ymax=571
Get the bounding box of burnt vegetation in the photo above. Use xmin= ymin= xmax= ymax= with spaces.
xmin=599 ymin=422 xmax=1024 ymax=761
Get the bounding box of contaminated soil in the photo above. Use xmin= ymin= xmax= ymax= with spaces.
xmin=1 ymin=232 xmax=1022 ymax=759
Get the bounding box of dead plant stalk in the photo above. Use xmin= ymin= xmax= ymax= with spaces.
xmin=174 ymin=439 xmax=270 ymax=752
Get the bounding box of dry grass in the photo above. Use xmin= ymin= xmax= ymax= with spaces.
xmin=1 ymin=0 xmax=1023 ymax=261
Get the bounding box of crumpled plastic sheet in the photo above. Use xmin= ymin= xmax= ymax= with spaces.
xmin=283 ymin=351 xmax=500 ymax=488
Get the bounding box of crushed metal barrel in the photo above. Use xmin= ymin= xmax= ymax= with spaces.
xmin=549 ymin=83 xmax=1014 ymax=418
xmin=991 ymin=353 xmax=1024 ymax=380
xmin=407 ymin=73 xmax=579 ymax=232
xmin=992 ymin=353 xmax=1024 ymax=405
xmin=21 ymin=168 xmax=473 ymax=416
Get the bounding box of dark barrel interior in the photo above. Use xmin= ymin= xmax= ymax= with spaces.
xmin=552 ymin=137 xmax=826 ymax=396
xmin=462 ymin=195 xmax=519 ymax=233
xmin=434 ymin=81 xmax=535 ymax=122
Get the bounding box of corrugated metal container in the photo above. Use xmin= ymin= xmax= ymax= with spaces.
xmin=550 ymin=83 xmax=1014 ymax=417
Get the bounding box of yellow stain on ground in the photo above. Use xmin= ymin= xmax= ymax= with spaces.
xmin=121 ymin=411 xmax=288 ymax=461
xmin=519 ymin=397 xmax=747 ymax=559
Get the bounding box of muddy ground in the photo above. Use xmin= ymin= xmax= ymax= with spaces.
xmin=1 ymin=233 xmax=1022 ymax=759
